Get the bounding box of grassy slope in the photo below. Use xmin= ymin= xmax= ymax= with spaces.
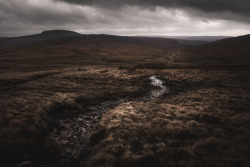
xmin=178 ymin=34 xmax=250 ymax=64
xmin=83 ymin=67 xmax=250 ymax=167
xmin=0 ymin=35 xmax=187 ymax=70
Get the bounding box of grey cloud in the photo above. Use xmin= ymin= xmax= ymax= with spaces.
xmin=56 ymin=0 xmax=250 ymax=16
xmin=0 ymin=0 xmax=250 ymax=37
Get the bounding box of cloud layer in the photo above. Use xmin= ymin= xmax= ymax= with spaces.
xmin=57 ymin=0 xmax=250 ymax=16
xmin=0 ymin=0 xmax=250 ymax=36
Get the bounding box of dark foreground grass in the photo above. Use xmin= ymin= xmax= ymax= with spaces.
xmin=0 ymin=66 xmax=151 ymax=166
xmin=0 ymin=65 xmax=249 ymax=167
xmin=82 ymin=67 xmax=250 ymax=167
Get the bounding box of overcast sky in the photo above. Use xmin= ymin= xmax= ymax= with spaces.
xmin=1 ymin=0 xmax=250 ymax=37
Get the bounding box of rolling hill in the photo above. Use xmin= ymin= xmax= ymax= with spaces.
xmin=178 ymin=34 xmax=250 ymax=64
xmin=0 ymin=30 xmax=187 ymax=69
xmin=0 ymin=30 xmax=81 ymax=48
xmin=169 ymin=36 xmax=231 ymax=46
xmin=1 ymin=30 xmax=249 ymax=68
xmin=179 ymin=36 xmax=230 ymax=42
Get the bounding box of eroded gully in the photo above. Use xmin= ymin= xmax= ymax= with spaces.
xmin=49 ymin=76 xmax=169 ymax=163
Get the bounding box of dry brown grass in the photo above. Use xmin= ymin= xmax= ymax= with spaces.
xmin=1 ymin=33 xmax=249 ymax=166
xmin=83 ymin=67 xmax=250 ymax=167
xmin=0 ymin=64 xmax=249 ymax=167
xmin=0 ymin=36 xmax=187 ymax=70
xmin=177 ymin=34 xmax=250 ymax=64
xmin=0 ymin=66 xmax=151 ymax=165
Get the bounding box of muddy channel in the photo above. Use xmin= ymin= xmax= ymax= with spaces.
xmin=49 ymin=76 xmax=169 ymax=163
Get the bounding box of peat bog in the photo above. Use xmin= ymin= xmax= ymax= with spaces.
xmin=0 ymin=64 xmax=249 ymax=167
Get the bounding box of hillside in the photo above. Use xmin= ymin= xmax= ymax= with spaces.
xmin=0 ymin=31 xmax=188 ymax=69
xmin=180 ymin=36 xmax=230 ymax=42
xmin=0 ymin=30 xmax=81 ymax=48
xmin=1 ymin=31 xmax=249 ymax=68
xmin=179 ymin=34 xmax=250 ymax=64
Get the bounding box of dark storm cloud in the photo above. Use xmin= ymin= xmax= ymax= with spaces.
xmin=0 ymin=0 xmax=250 ymax=36
xmin=56 ymin=0 xmax=250 ymax=17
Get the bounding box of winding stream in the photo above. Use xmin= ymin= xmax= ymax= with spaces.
xmin=49 ymin=76 xmax=169 ymax=162
xmin=149 ymin=76 xmax=169 ymax=99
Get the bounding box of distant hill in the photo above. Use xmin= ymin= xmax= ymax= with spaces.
xmin=40 ymin=30 xmax=81 ymax=37
xmin=179 ymin=34 xmax=250 ymax=64
xmin=1 ymin=30 xmax=248 ymax=66
xmin=0 ymin=30 xmax=81 ymax=48
xmin=180 ymin=36 xmax=231 ymax=42
xmin=175 ymin=39 xmax=209 ymax=46
xmin=0 ymin=31 xmax=188 ymax=68
xmin=170 ymin=36 xmax=231 ymax=46
xmin=138 ymin=35 xmax=231 ymax=46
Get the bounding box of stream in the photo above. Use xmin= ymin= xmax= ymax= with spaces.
xmin=49 ymin=76 xmax=169 ymax=163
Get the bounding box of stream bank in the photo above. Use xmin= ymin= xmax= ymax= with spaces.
xmin=49 ymin=76 xmax=169 ymax=164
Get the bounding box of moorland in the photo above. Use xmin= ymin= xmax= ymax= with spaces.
xmin=0 ymin=31 xmax=249 ymax=167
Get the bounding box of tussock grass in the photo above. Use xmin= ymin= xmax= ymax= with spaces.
xmin=0 ymin=66 xmax=151 ymax=165
xmin=84 ymin=67 xmax=250 ymax=167
xmin=0 ymin=65 xmax=249 ymax=166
